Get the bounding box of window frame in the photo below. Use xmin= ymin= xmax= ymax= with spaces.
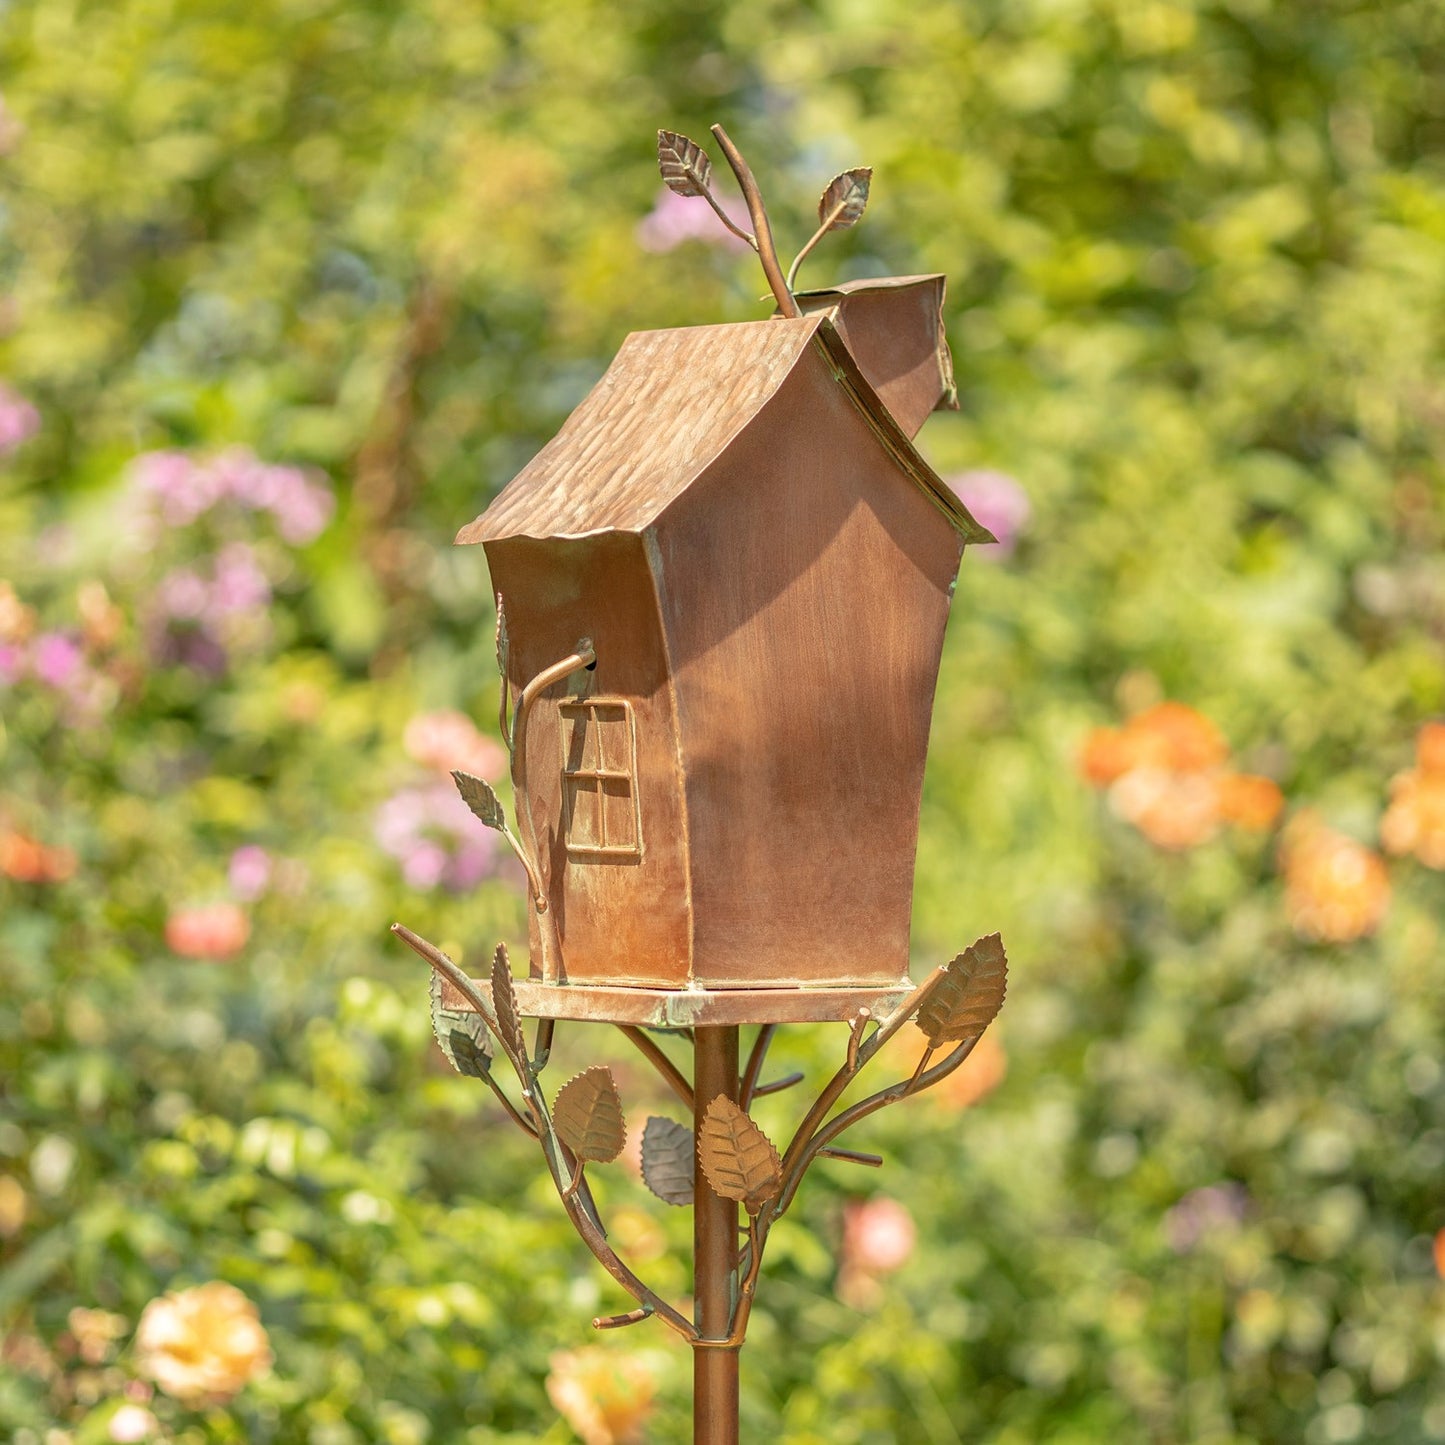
xmin=558 ymin=696 xmax=643 ymax=860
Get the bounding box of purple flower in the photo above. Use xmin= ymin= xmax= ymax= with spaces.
xmin=946 ymin=470 xmax=1031 ymax=557
xmin=374 ymin=782 xmax=504 ymax=893
xmin=636 ymin=187 xmax=753 ymax=254
xmin=0 ymin=384 xmax=40 ymax=455
xmin=1163 ymin=1182 xmax=1249 ymax=1254
xmin=31 ymin=632 xmax=83 ymax=688
xmin=228 ymin=845 xmax=273 ymax=902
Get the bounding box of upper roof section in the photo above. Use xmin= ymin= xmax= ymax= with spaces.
xmin=793 ymin=274 xmax=957 ymax=439
xmin=457 ymin=310 xmax=993 ymax=547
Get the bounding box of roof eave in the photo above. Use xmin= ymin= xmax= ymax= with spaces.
xmin=809 ymin=317 xmax=995 ymax=546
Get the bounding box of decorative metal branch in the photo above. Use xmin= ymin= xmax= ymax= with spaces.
xmin=393 ymin=922 xmax=1007 ymax=1356
xmin=787 ymin=167 xmax=871 ymax=290
xmin=494 ymin=594 xmax=512 ymax=751
xmin=394 ymin=921 xmax=699 ymax=1342
xmin=655 ymin=127 xmax=873 ymax=318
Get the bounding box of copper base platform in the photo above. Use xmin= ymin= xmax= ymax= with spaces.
xmin=439 ymin=975 xmax=916 ymax=1027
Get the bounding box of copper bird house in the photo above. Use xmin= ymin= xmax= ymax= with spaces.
xmin=458 ymin=274 xmax=993 ymax=1023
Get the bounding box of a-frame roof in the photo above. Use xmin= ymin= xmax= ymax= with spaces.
xmin=457 ymin=311 xmax=993 ymax=546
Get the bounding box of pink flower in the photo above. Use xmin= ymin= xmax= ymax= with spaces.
xmin=1164 ymin=1183 xmax=1248 ymax=1254
xmin=228 ymin=846 xmax=273 ymax=901
xmin=131 ymin=450 xmax=223 ymax=527
xmin=374 ymin=781 xmax=503 ymax=892
xmin=403 ymin=709 xmax=508 ymax=780
xmin=946 ymin=470 xmax=1031 ymax=556
xmin=210 ymin=542 xmax=271 ymax=615
xmin=165 ymin=902 xmax=250 ymax=959
xmin=0 ymin=383 xmax=39 ymax=454
xmin=636 ymin=187 xmax=752 ymax=253
xmin=131 ymin=446 xmax=334 ymax=543
xmin=838 ymin=1196 xmax=916 ymax=1309
xmin=0 ymin=642 xmax=25 ymax=684
xmin=30 ymin=632 xmax=83 ymax=688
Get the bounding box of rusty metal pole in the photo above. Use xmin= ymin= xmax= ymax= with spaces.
xmin=693 ymin=1026 xmax=740 ymax=1445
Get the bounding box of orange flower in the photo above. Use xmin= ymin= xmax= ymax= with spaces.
xmin=1381 ymin=723 xmax=1445 ymax=869
xmin=1108 ymin=768 xmax=1222 ymax=850
xmin=1080 ymin=702 xmax=1228 ymax=783
xmin=1216 ymin=774 xmax=1285 ymax=831
xmin=1417 ymin=722 xmax=1445 ymax=776
xmin=1281 ymin=814 xmax=1390 ymax=943
xmin=164 ymin=902 xmax=250 ymax=959
xmin=0 ymin=831 xmax=76 ymax=883
xmin=403 ymin=709 xmax=507 ymax=781
xmin=0 ymin=580 xmax=35 ymax=643
xmin=1082 ymin=702 xmax=1282 ymax=850
xmin=135 ymin=1282 xmax=272 ymax=1403
xmin=545 ymin=1347 xmax=657 ymax=1445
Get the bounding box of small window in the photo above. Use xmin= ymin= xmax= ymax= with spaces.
xmin=560 ymin=698 xmax=642 ymax=859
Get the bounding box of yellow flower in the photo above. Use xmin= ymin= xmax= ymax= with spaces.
xmin=545 ymin=1347 xmax=657 ymax=1445
xmin=135 ymin=1282 xmax=272 ymax=1403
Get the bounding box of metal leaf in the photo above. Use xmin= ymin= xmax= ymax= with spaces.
xmin=452 ymin=769 xmax=507 ymax=831
xmin=698 ymin=1096 xmax=781 ymax=1216
xmin=553 ymin=1066 xmax=626 ymax=1164
xmin=914 ymin=933 xmax=1008 ymax=1044
xmin=490 ymin=942 xmax=528 ymax=1064
xmin=657 ymin=129 xmax=713 ymax=198
xmin=817 ymin=167 xmax=871 ymax=231
xmin=495 ymin=594 xmax=510 ymax=687
xmin=429 ymin=971 xmax=492 ymax=1078
xmin=641 ymin=1116 xmax=695 ymax=1207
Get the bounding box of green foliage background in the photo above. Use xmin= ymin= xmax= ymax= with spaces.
xmin=2 ymin=0 xmax=1444 ymax=1440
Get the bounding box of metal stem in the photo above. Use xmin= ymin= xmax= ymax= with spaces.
xmin=709 ymin=125 xmax=800 ymax=320
xmin=617 ymin=1024 xmax=694 ymax=1110
xmin=693 ymin=1026 xmax=741 ymax=1444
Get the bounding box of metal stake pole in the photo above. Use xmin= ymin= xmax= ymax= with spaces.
xmin=693 ymin=1026 xmax=740 ymax=1445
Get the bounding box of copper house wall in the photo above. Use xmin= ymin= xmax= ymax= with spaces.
xmin=650 ymin=343 xmax=965 ymax=990
xmin=481 ymin=531 xmax=692 ymax=987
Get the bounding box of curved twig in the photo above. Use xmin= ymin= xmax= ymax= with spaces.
xmin=727 ymin=1215 xmax=766 ymax=1345
xmin=700 ymin=189 xmax=758 ymax=250
xmin=739 ymin=1025 xmax=776 ymax=1109
xmin=391 ymin=924 xmax=539 ymax=1138
xmin=787 ymin=193 xmax=854 ymax=292
xmin=774 ymin=1034 xmax=980 ymax=1216
xmin=511 ymin=639 xmax=596 ymax=936
xmin=710 ymin=125 xmax=800 ymax=319
xmin=617 ymin=1026 xmax=693 ymax=1110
